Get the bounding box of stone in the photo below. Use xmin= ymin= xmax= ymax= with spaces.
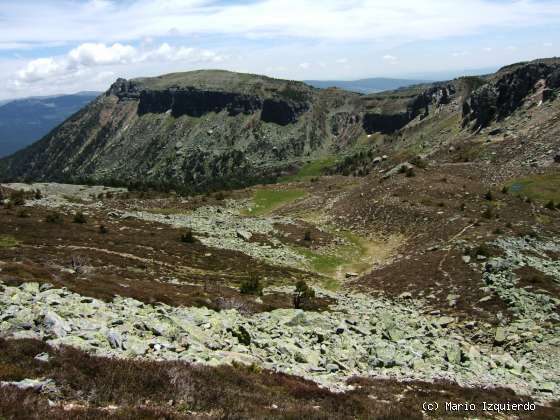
xmin=437 ymin=316 xmax=455 ymax=327
xmin=236 ymin=230 xmax=252 ymax=241
xmin=326 ymin=363 xmax=339 ymax=372
xmin=399 ymin=292 xmax=412 ymax=299
xmin=43 ymin=311 xmax=71 ymax=338
xmin=494 ymin=327 xmax=507 ymax=345
xmin=345 ymin=272 xmax=358 ymax=278
xmin=34 ymin=352 xmax=50 ymax=363
xmin=0 ymin=379 xmax=54 ymax=392
xmin=538 ymin=382 xmax=556 ymax=393
xmin=106 ymin=330 xmax=123 ymax=349
xmin=445 ymin=344 xmax=462 ymax=364
xmin=461 ymin=255 xmax=471 ymax=263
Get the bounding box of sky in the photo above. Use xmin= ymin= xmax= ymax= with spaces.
xmin=0 ymin=0 xmax=559 ymax=100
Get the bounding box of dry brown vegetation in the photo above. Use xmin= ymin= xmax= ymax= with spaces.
xmin=1 ymin=338 xmax=559 ymax=419
xmin=0 ymin=203 xmax=321 ymax=313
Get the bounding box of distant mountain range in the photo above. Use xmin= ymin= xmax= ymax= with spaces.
xmin=304 ymin=77 xmax=430 ymax=93
xmin=0 ymin=92 xmax=100 ymax=158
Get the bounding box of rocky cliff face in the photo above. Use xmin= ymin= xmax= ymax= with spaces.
xmin=110 ymin=77 xmax=309 ymax=124
xmin=0 ymin=71 xmax=362 ymax=191
xmin=1 ymin=61 xmax=557 ymax=191
xmin=362 ymin=84 xmax=455 ymax=134
xmin=462 ymin=62 xmax=560 ymax=129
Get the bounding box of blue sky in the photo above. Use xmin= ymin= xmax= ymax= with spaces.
xmin=1 ymin=0 xmax=559 ymax=99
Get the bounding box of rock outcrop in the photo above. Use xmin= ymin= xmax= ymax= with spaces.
xmin=0 ymin=70 xmax=359 ymax=191
xmin=462 ymin=63 xmax=560 ymax=129
xmin=362 ymin=84 xmax=455 ymax=134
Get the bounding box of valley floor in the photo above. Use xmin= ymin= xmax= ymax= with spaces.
xmin=1 ymin=169 xmax=560 ymax=418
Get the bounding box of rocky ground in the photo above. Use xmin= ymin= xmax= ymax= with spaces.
xmin=1 ymin=177 xmax=560 ymax=419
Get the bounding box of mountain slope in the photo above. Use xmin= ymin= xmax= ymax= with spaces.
xmin=0 ymin=92 xmax=100 ymax=158
xmin=0 ymin=61 xmax=559 ymax=192
xmin=304 ymin=77 xmax=429 ymax=93
xmin=0 ymin=71 xmax=365 ymax=191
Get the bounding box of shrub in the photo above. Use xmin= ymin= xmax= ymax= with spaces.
xmin=545 ymin=200 xmax=556 ymax=210
xmin=231 ymin=326 xmax=251 ymax=345
xmin=303 ymin=230 xmax=312 ymax=241
xmin=410 ymin=155 xmax=427 ymax=169
xmin=45 ymin=212 xmax=63 ymax=224
xmin=501 ymin=186 xmax=509 ymax=194
xmin=459 ymin=203 xmax=466 ymax=211
xmin=215 ymin=192 xmax=225 ymax=201
xmin=293 ymin=280 xmax=315 ymax=309
xmin=405 ymin=167 xmax=416 ymax=177
xmin=239 ymin=275 xmax=262 ymax=295
xmin=17 ymin=209 xmax=30 ymax=218
xmin=181 ymin=229 xmax=196 ymax=243
xmin=34 ymin=190 xmax=43 ymax=200
xmin=10 ymin=190 xmax=26 ymax=206
xmin=73 ymin=212 xmax=87 ymax=224
xmin=483 ymin=190 xmax=494 ymax=201
xmin=99 ymin=225 xmax=108 ymax=234
xmin=468 ymin=244 xmax=491 ymax=258
xmin=482 ymin=206 xmax=494 ymax=219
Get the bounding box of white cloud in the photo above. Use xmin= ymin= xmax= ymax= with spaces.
xmin=68 ymin=43 xmax=137 ymax=66
xmin=451 ymin=51 xmax=469 ymax=57
xmin=13 ymin=42 xmax=226 ymax=85
xmin=483 ymin=47 xmax=493 ymax=52
xmin=299 ymin=62 xmax=311 ymax=69
xmin=544 ymin=42 xmax=553 ymax=47
xmin=17 ymin=58 xmax=66 ymax=83
xmin=506 ymin=45 xmax=518 ymax=51
xmin=2 ymin=0 xmax=560 ymax=46
xmin=382 ymin=55 xmax=397 ymax=62
xmin=336 ymin=58 xmax=348 ymax=64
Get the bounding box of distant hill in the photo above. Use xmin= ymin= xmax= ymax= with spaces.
xmin=0 ymin=92 xmax=100 ymax=158
xmin=1 ymin=59 xmax=559 ymax=192
xmin=304 ymin=77 xmax=430 ymax=93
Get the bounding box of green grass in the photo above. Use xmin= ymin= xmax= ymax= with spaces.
xmin=245 ymin=188 xmax=306 ymax=216
xmin=298 ymin=248 xmax=346 ymax=273
xmin=279 ymin=157 xmax=336 ymax=182
xmin=507 ymin=174 xmax=560 ymax=203
xmin=0 ymin=235 xmax=19 ymax=248
xmin=294 ymin=229 xmax=375 ymax=283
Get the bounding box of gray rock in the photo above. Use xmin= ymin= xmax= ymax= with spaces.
xmin=326 ymin=363 xmax=339 ymax=372
xmin=0 ymin=378 xmax=55 ymax=392
xmin=43 ymin=311 xmax=71 ymax=338
xmin=494 ymin=327 xmax=507 ymax=345
xmin=236 ymin=230 xmax=252 ymax=241
xmin=34 ymin=352 xmax=50 ymax=363
xmin=107 ymin=330 xmax=123 ymax=349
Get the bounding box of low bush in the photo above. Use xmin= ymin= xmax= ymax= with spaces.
xmin=239 ymin=275 xmax=263 ymax=296
xmin=180 ymin=229 xmax=196 ymax=243
xmin=45 ymin=212 xmax=63 ymax=224
xmin=293 ymin=280 xmax=316 ymax=309
xmin=73 ymin=212 xmax=87 ymax=224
